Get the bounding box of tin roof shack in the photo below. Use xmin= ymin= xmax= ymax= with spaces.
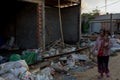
xmin=89 ymin=13 xmax=120 ymax=34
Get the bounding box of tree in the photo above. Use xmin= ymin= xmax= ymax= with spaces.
xmin=82 ymin=9 xmax=100 ymax=33
xmin=92 ymin=9 xmax=100 ymax=16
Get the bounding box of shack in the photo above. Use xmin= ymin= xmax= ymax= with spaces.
xmin=0 ymin=0 xmax=81 ymax=51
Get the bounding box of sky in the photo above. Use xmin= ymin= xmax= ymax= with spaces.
xmin=82 ymin=0 xmax=120 ymax=14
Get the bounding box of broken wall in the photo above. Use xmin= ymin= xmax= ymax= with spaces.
xmin=61 ymin=6 xmax=79 ymax=44
xmin=16 ymin=2 xmax=38 ymax=49
xmin=0 ymin=1 xmax=16 ymax=41
xmin=45 ymin=7 xmax=61 ymax=45
xmin=45 ymin=5 xmax=80 ymax=45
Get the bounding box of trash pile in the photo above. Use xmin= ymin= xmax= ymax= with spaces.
xmin=0 ymin=36 xmax=18 ymax=50
xmin=1 ymin=36 xmax=120 ymax=80
xmin=0 ymin=56 xmax=8 ymax=64
xmin=0 ymin=44 xmax=95 ymax=80
xmin=0 ymin=60 xmax=55 ymax=80
xmin=110 ymin=38 xmax=120 ymax=53
xmin=0 ymin=60 xmax=31 ymax=80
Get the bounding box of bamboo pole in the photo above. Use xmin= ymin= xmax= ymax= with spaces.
xmin=43 ymin=46 xmax=89 ymax=59
xmin=37 ymin=3 xmax=42 ymax=48
xmin=78 ymin=0 xmax=82 ymax=47
xmin=58 ymin=0 xmax=65 ymax=48
xmin=42 ymin=0 xmax=46 ymax=51
xmin=37 ymin=0 xmax=45 ymax=51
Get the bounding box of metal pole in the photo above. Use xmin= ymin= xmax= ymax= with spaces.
xmin=105 ymin=0 xmax=107 ymax=13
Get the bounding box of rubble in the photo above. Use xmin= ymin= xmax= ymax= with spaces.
xmin=35 ymin=67 xmax=54 ymax=80
xmin=0 ymin=56 xmax=8 ymax=64
xmin=61 ymin=75 xmax=77 ymax=80
xmin=0 ymin=60 xmax=32 ymax=80
xmin=110 ymin=38 xmax=120 ymax=54
xmin=1 ymin=36 xmax=120 ymax=80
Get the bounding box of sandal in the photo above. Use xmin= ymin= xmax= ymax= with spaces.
xmin=97 ymin=73 xmax=103 ymax=79
xmin=106 ymin=73 xmax=110 ymax=78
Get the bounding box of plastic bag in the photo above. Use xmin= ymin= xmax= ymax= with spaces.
xmin=0 ymin=60 xmax=28 ymax=75
xmin=21 ymin=52 xmax=37 ymax=65
xmin=9 ymin=54 xmax=21 ymax=61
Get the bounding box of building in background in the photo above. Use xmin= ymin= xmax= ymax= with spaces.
xmin=89 ymin=13 xmax=120 ymax=34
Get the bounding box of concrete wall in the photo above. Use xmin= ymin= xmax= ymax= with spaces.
xmin=45 ymin=7 xmax=61 ymax=45
xmin=61 ymin=6 xmax=79 ymax=44
xmin=91 ymin=23 xmax=101 ymax=33
xmin=16 ymin=2 xmax=38 ymax=49
xmin=1 ymin=2 xmax=80 ymax=48
xmin=45 ymin=6 xmax=80 ymax=45
xmin=0 ymin=1 xmax=16 ymax=40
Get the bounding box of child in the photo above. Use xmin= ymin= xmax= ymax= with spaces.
xmin=102 ymin=31 xmax=111 ymax=78
xmin=90 ymin=29 xmax=111 ymax=79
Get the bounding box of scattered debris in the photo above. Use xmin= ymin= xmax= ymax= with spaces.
xmin=61 ymin=75 xmax=77 ymax=80
xmin=1 ymin=36 xmax=120 ymax=80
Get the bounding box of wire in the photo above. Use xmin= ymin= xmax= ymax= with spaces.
xmin=99 ymin=0 xmax=120 ymax=8
xmin=83 ymin=0 xmax=120 ymax=11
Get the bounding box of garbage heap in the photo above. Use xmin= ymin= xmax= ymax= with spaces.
xmin=1 ymin=35 xmax=120 ymax=80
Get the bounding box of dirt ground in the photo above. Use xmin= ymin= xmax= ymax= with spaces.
xmin=30 ymin=52 xmax=120 ymax=80
xmin=69 ymin=52 xmax=120 ymax=80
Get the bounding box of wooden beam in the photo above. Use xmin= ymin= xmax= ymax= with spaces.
xmin=37 ymin=2 xmax=42 ymax=48
xmin=43 ymin=46 xmax=89 ymax=59
xmin=78 ymin=0 xmax=82 ymax=47
xmin=58 ymin=0 xmax=65 ymax=48
xmin=19 ymin=0 xmax=41 ymax=3
xmin=42 ymin=0 xmax=46 ymax=51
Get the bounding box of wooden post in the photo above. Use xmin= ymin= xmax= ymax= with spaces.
xmin=58 ymin=0 xmax=65 ymax=48
xmin=37 ymin=3 xmax=42 ymax=48
xmin=42 ymin=0 xmax=46 ymax=51
xmin=78 ymin=0 xmax=82 ymax=47
xmin=110 ymin=13 xmax=113 ymax=34
xmin=37 ymin=0 xmax=45 ymax=51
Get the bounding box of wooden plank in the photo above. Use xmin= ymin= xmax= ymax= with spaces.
xmin=78 ymin=0 xmax=82 ymax=47
xmin=37 ymin=3 xmax=42 ymax=48
xmin=42 ymin=0 xmax=46 ymax=51
xmin=58 ymin=0 xmax=65 ymax=48
xmin=19 ymin=0 xmax=41 ymax=3
xmin=43 ymin=46 xmax=89 ymax=59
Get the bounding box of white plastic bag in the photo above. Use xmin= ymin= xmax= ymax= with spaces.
xmin=0 ymin=60 xmax=28 ymax=75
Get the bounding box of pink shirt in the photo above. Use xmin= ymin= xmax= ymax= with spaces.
xmin=92 ymin=36 xmax=112 ymax=56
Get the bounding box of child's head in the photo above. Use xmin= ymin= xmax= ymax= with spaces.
xmin=100 ymin=29 xmax=105 ymax=37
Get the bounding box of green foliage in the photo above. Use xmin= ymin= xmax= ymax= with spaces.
xmin=82 ymin=9 xmax=100 ymax=33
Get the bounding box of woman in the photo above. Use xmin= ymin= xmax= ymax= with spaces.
xmin=90 ymin=29 xmax=111 ymax=79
